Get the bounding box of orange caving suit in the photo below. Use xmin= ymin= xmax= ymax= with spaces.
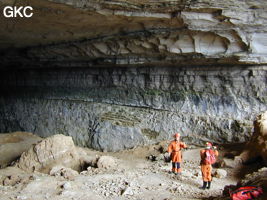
xmin=168 ymin=141 xmax=187 ymax=173
xmin=200 ymin=149 xmax=219 ymax=181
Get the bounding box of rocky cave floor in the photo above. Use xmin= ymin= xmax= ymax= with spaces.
xmin=0 ymin=132 xmax=265 ymax=200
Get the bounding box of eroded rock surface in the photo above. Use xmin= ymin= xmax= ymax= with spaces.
xmin=1 ymin=66 xmax=266 ymax=151
xmin=16 ymin=134 xmax=80 ymax=173
xmin=1 ymin=0 xmax=267 ymax=66
xmin=0 ymin=0 xmax=267 ymax=151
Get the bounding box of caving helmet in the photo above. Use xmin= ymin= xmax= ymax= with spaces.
xmin=174 ymin=133 xmax=180 ymax=139
xmin=205 ymin=142 xmax=212 ymax=149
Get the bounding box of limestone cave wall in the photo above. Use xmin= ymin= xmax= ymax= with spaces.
xmin=0 ymin=66 xmax=266 ymax=151
xmin=1 ymin=0 xmax=267 ymax=151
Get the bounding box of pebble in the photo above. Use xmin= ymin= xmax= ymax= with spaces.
xmin=63 ymin=182 xmax=71 ymax=190
xmin=16 ymin=196 xmax=27 ymax=200
xmin=121 ymin=187 xmax=134 ymax=196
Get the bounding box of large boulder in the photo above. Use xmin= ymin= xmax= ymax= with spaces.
xmin=16 ymin=134 xmax=80 ymax=173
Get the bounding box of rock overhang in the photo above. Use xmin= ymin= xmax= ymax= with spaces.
xmin=1 ymin=0 xmax=267 ymax=69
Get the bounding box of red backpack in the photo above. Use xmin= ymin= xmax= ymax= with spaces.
xmin=203 ymin=149 xmax=216 ymax=165
xmin=230 ymin=186 xmax=263 ymax=200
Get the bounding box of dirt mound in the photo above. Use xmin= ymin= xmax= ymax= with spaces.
xmin=16 ymin=134 xmax=80 ymax=173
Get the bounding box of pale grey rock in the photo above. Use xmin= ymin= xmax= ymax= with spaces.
xmin=97 ymin=156 xmax=117 ymax=169
xmin=121 ymin=187 xmax=134 ymax=196
xmin=223 ymin=158 xmax=236 ymax=168
xmin=91 ymin=122 xmax=145 ymax=152
xmin=50 ymin=166 xmax=79 ymax=180
xmin=16 ymin=196 xmax=27 ymax=200
xmin=3 ymin=175 xmax=22 ymax=186
xmin=1 ymin=0 xmax=267 ymax=66
xmin=215 ymin=169 xmax=227 ymax=178
xmin=62 ymin=182 xmax=72 ymax=190
xmin=16 ymin=135 xmax=80 ymax=173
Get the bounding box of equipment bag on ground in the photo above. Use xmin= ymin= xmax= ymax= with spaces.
xmin=230 ymin=186 xmax=263 ymax=200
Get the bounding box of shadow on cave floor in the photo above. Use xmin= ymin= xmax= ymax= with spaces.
xmin=220 ymin=143 xmax=266 ymax=181
xmin=234 ymin=157 xmax=266 ymax=179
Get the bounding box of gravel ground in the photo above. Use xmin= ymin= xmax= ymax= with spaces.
xmin=0 ymin=142 xmax=241 ymax=200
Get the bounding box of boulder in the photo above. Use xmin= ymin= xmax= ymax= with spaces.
xmin=79 ymin=155 xmax=99 ymax=169
xmin=50 ymin=166 xmax=78 ymax=180
xmin=223 ymin=158 xmax=236 ymax=168
xmin=97 ymin=156 xmax=117 ymax=169
xmin=91 ymin=123 xmax=145 ymax=152
xmin=16 ymin=134 xmax=80 ymax=173
xmin=62 ymin=182 xmax=72 ymax=190
xmin=214 ymin=169 xmax=227 ymax=178
xmin=3 ymin=175 xmax=22 ymax=186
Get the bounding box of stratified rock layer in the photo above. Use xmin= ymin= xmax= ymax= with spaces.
xmin=1 ymin=0 xmax=267 ymax=151
xmin=0 ymin=66 xmax=266 ymax=151
xmin=1 ymin=0 xmax=267 ymax=66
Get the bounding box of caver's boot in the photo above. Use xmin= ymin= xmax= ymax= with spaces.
xmin=199 ymin=181 xmax=207 ymax=190
xmin=207 ymin=181 xmax=211 ymax=189
xmin=172 ymin=167 xmax=176 ymax=174
xmin=176 ymin=168 xmax=182 ymax=175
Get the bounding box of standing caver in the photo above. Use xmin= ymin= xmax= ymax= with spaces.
xmin=199 ymin=142 xmax=218 ymax=189
xmin=168 ymin=133 xmax=187 ymax=174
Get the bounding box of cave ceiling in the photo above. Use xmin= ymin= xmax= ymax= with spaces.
xmin=1 ymin=0 xmax=267 ymax=69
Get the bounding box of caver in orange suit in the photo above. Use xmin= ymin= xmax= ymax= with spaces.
xmin=200 ymin=142 xmax=219 ymax=189
xmin=168 ymin=133 xmax=187 ymax=174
